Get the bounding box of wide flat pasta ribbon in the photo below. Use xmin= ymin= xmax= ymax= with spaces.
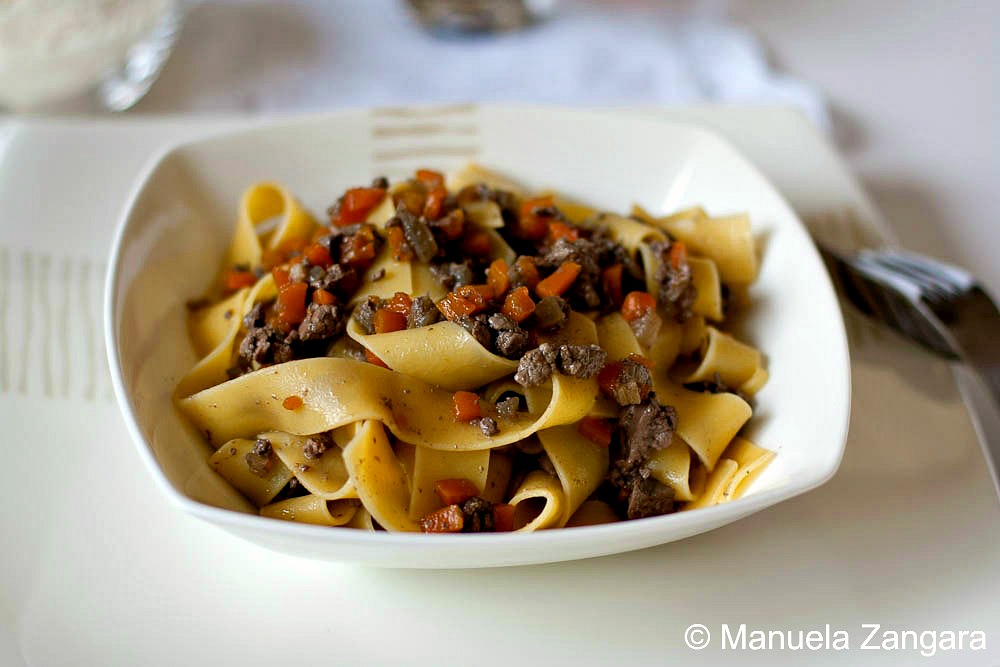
xmin=261 ymin=496 xmax=361 ymax=526
xmin=538 ymin=426 xmax=608 ymax=527
xmin=261 ymin=430 xmax=357 ymax=500
xmin=223 ymin=182 xmax=316 ymax=274
xmin=342 ymin=420 xmax=418 ymax=531
xmin=346 ymin=317 xmax=517 ymax=391
xmin=175 ymin=275 xmax=277 ymax=399
xmin=179 ymin=357 xmax=597 ymax=451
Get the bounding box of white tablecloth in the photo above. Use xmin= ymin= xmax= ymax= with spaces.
xmin=137 ymin=0 xmax=828 ymax=128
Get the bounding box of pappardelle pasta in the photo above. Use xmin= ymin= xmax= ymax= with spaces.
xmin=177 ymin=165 xmax=774 ymax=533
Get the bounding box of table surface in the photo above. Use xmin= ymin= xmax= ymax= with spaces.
xmin=729 ymin=0 xmax=998 ymax=293
xmin=1 ymin=107 xmax=997 ymax=667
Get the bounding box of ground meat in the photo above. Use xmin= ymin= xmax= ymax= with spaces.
xmin=237 ymin=301 xmax=302 ymax=369
xmin=495 ymin=396 xmax=520 ymax=419
xmin=626 ymin=476 xmax=675 ymax=519
xmin=538 ymin=238 xmax=601 ymax=275
xmin=407 ymin=295 xmax=440 ymax=328
xmin=431 ymin=261 xmax=474 ymax=290
xmin=238 ymin=327 xmax=273 ymax=368
xmin=514 ymin=343 xmax=605 ymax=386
xmin=478 ymin=417 xmax=499 ymax=437
xmin=618 ymin=396 xmax=677 ymax=468
xmin=272 ymin=329 xmax=298 ymax=363
xmin=533 ymin=295 xmax=569 ymax=331
xmin=556 ymin=344 xmax=607 ymax=378
xmin=317 ymin=224 xmax=362 ymax=251
xmin=371 ymin=176 xmax=389 ymax=189
xmin=303 ymin=432 xmax=332 ymax=460
xmin=495 ymin=329 xmax=529 ymax=358
xmin=243 ymin=302 xmax=266 ymax=330
xmin=607 ymin=358 xmax=653 ymax=406
xmin=654 ymin=242 xmax=697 ymax=322
xmin=461 ymin=496 xmax=494 ymax=533
xmin=308 ymin=264 xmax=350 ymax=293
xmin=245 ymin=438 xmax=273 ymax=477
xmin=487 ymin=312 xmax=517 ymax=331
xmin=630 ymin=309 xmax=663 ymax=348
xmin=488 ymin=312 xmax=529 ymax=358
xmin=570 ymin=273 xmax=602 ymax=310
xmin=298 ymin=303 xmax=346 ymax=341
xmin=514 ymin=344 xmax=556 ymax=386
xmin=352 ymin=296 xmax=382 ymax=335
xmin=606 ymin=396 xmax=679 ymax=519
xmin=457 ymin=314 xmax=492 ymax=349
xmin=391 ymin=208 xmax=439 ymax=263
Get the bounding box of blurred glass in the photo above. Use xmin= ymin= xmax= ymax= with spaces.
xmin=406 ymin=0 xmax=556 ymax=34
xmin=0 ymin=0 xmax=185 ymax=113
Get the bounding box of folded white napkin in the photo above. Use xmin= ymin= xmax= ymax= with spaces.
xmin=148 ymin=0 xmax=828 ymax=129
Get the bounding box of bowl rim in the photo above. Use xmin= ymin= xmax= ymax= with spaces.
xmin=104 ymin=103 xmax=852 ymax=552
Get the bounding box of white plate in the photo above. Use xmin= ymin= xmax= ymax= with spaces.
xmin=105 ymin=106 xmax=851 ymax=567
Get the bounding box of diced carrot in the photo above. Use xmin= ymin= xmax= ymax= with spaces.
xmin=420 ymin=505 xmax=464 ymax=533
xmin=276 ymin=281 xmax=308 ymax=327
xmin=597 ymin=361 xmax=622 ymax=396
xmin=491 ymin=503 xmax=515 ymax=532
xmin=397 ymin=188 xmax=426 ymax=216
xmin=627 ymin=353 xmax=654 ymax=368
xmin=312 ymin=288 xmax=336 ymax=305
xmin=621 ymin=291 xmax=656 ymax=322
xmin=385 ymin=291 xmax=412 ymax=318
xmin=260 ymin=248 xmax=284 ymax=270
xmin=517 ymin=195 xmax=554 ymax=240
xmin=265 ymin=237 xmax=308 ymax=268
xmin=668 ymin=241 xmax=687 ymax=270
xmin=452 ymin=390 xmax=482 ymax=422
xmin=486 ymin=258 xmax=510 ymax=297
xmin=365 ymin=349 xmax=389 ymax=368
xmin=437 ymin=209 xmax=465 ymax=240
xmin=436 ymin=293 xmax=478 ymax=321
xmin=434 ymin=478 xmax=480 ymax=506
xmin=511 ymin=256 xmax=540 ymax=292
xmin=282 ymin=395 xmax=303 ymax=410
xmin=502 ymin=286 xmax=536 ymax=323
xmin=454 ymin=284 xmax=494 ymax=311
xmin=577 ymin=417 xmax=613 ymax=447
xmin=601 ymin=264 xmax=624 ymax=307
xmin=304 ymin=242 xmax=333 ymax=267
xmin=223 ymin=269 xmax=257 ymax=292
xmin=373 ymin=308 xmax=407 ymax=334
xmin=415 ymin=169 xmax=445 ymax=188
xmin=547 ymin=221 xmax=580 ymax=242
xmin=536 ymin=261 xmax=581 ymax=298
xmin=461 ymin=228 xmax=492 ymax=256
xmin=423 ymin=186 xmax=447 ymax=220
xmin=332 ymin=187 xmax=386 ymax=226
xmin=387 ymin=225 xmax=413 ymax=262
xmin=272 ymin=266 xmax=291 ymax=289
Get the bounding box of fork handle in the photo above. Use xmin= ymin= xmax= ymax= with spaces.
xmin=952 ymin=364 xmax=1000 ymax=500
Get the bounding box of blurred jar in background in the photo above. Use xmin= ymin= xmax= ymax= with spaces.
xmin=0 ymin=0 xmax=183 ymax=113
xmin=407 ymin=0 xmax=557 ymax=34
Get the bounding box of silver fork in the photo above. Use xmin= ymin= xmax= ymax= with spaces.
xmin=818 ymin=244 xmax=1000 ymax=497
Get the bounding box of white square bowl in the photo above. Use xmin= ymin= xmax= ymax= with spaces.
xmin=105 ymin=105 xmax=851 ymax=568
